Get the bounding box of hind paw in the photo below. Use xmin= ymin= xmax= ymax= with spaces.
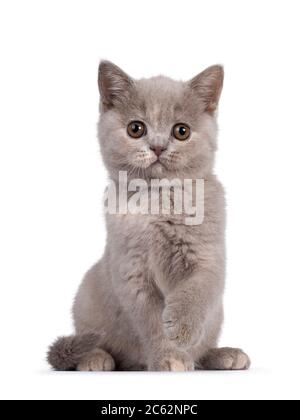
xmin=200 ymin=347 xmax=251 ymax=371
xmin=77 ymin=349 xmax=115 ymax=371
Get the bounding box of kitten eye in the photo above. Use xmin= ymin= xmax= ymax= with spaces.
xmin=172 ymin=123 xmax=190 ymax=141
xmin=127 ymin=121 xmax=146 ymax=139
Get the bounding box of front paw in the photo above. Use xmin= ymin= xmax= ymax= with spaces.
xmin=162 ymin=296 xmax=202 ymax=348
xmin=148 ymin=348 xmax=194 ymax=371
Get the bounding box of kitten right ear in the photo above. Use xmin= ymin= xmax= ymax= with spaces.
xmin=98 ymin=61 xmax=134 ymax=111
xmin=189 ymin=65 xmax=224 ymax=113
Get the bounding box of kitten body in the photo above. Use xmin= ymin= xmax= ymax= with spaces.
xmin=48 ymin=62 xmax=250 ymax=371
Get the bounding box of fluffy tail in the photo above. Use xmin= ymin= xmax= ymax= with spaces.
xmin=47 ymin=333 xmax=101 ymax=370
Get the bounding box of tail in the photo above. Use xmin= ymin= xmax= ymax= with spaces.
xmin=47 ymin=333 xmax=101 ymax=370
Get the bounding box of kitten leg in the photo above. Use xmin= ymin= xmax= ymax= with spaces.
xmin=163 ymin=272 xmax=219 ymax=349
xmin=114 ymin=266 xmax=194 ymax=371
xmin=199 ymin=348 xmax=251 ymax=371
xmin=77 ymin=348 xmax=115 ymax=372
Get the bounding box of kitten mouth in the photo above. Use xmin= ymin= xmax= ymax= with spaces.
xmin=152 ymin=159 xmax=164 ymax=167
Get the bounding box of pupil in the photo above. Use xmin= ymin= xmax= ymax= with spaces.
xmin=133 ymin=124 xmax=140 ymax=133
xmin=179 ymin=127 xmax=186 ymax=135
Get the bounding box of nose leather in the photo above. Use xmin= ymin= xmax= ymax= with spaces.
xmin=151 ymin=146 xmax=166 ymax=157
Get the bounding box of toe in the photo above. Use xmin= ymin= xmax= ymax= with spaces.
xmin=233 ymin=352 xmax=251 ymax=370
xmin=77 ymin=350 xmax=115 ymax=371
xmin=168 ymin=358 xmax=186 ymax=371
xmin=200 ymin=347 xmax=251 ymax=371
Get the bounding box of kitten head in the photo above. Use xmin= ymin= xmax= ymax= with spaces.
xmin=98 ymin=61 xmax=223 ymax=181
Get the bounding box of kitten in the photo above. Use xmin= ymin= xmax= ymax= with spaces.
xmin=47 ymin=61 xmax=250 ymax=371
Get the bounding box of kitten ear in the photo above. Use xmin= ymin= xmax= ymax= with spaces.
xmin=98 ymin=60 xmax=134 ymax=111
xmin=189 ymin=65 xmax=224 ymax=112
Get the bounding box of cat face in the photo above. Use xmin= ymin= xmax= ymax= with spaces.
xmin=98 ymin=61 xmax=223 ymax=180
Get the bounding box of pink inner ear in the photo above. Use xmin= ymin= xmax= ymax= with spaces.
xmin=189 ymin=65 xmax=224 ymax=112
xmin=98 ymin=61 xmax=134 ymax=111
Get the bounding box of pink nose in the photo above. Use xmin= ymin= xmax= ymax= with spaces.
xmin=151 ymin=146 xmax=166 ymax=157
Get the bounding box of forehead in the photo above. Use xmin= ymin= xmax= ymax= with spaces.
xmin=130 ymin=76 xmax=190 ymax=127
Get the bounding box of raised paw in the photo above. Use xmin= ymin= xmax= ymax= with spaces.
xmin=77 ymin=349 xmax=115 ymax=371
xmin=162 ymin=296 xmax=202 ymax=349
xmin=148 ymin=348 xmax=195 ymax=372
xmin=200 ymin=347 xmax=251 ymax=371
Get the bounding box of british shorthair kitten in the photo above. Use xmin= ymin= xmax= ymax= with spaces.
xmin=48 ymin=61 xmax=250 ymax=371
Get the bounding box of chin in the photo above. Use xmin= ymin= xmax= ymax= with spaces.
xmin=145 ymin=161 xmax=167 ymax=179
xmin=149 ymin=162 xmax=183 ymax=180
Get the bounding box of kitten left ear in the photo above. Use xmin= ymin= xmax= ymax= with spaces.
xmin=189 ymin=65 xmax=224 ymax=112
xmin=98 ymin=60 xmax=134 ymax=111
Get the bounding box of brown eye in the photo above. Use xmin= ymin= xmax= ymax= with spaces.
xmin=173 ymin=123 xmax=190 ymax=141
xmin=127 ymin=121 xmax=146 ymax=138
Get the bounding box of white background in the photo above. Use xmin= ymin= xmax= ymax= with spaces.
xmin=0 ymin=0 xmax=299 ymax=400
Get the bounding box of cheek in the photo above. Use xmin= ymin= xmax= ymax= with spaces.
xmin=128 ymin=141 xmax=148 ymax=155
xmin=169 ymin=139 xmax=199 ymax=163
xmin=115 ymin=139 xmax=155 ymax=168
xmin=130 ymin=147 xmax=156 ymax=168
xmin=187 ymin=137 xmax=215 ymax=171
xmin=109 ymin=128 xmax=135 ymax=154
